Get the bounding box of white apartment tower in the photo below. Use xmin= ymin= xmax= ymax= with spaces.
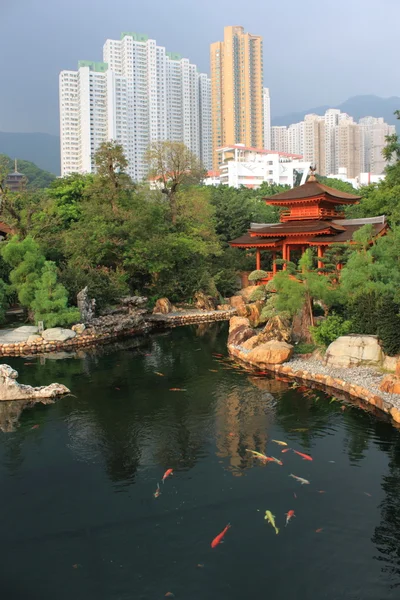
xmin=263 ymin=88 xmax=271 ymax=150
xmin=60 ymin=33 xmax=212 ymax=180
xmin=359 ymin=117 xmax=396 ymax=175
xmin=271 ymin=126 xmax=288 ymax=153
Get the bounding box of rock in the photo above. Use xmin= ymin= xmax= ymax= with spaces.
xmin=241 ymin=335 xmax=262 ymax=351
xmin=261 ymin=315 xmax=292 ymax=343
xmin=217 ymin=304 xmax=231 ymax=311
xmin=246 ymin=341 xmax=293 ymax=366
xmin=396 ymin=360 xmax=400 ymax=377
xmin=42 ymin=328 xmax=77 ymax=342
xmin=247 ymin=302 xmax=263 ymax=328
xmin=383 ymin=355 xmax=398 ymax=372
xmin=229 ymin=295 xmax=247 ymax=317
xmin=86 ymin=312 xmax=148 ymax=336
xmin=27 ymin=335 xmax=42 ymax=343
xmin=229 ymin=316 xmax=250 ymax=333
xmin=72 ymin=323 xmax=86 ymax=334
xmin=324 ymin=335 xmax=384 ymax=368
xmin=120 ymin=296 xmax=148 ymax=309
xmin=228 ymin=325 xmax=256 ymax=347
xmin=153 ymin=298 xmax=173 ymax=314
xmin=380 ymin=375 xmax=400 ymax=395
xmin=0 ymin=326 xmax=39 ymax=344
xmin=77 ymin=286 xmax=96 ymax=322
xmin=193 ymin=291 xmax=217 ymax=311
xmin=238 ymin=286 xmax=259 ymax=304
xmin=0 ymin=364 xmax=69 ymax=401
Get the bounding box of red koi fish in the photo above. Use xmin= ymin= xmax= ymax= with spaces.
xmin=282 ymin=448 xmax=291 ymax=454
xmin=315 ymin=528 xmax=323 ymax=533
xmin=293 ymin=450 xmax=313 ymax=461
xmin=212 ymin=353 xmax=224 ymax=358
xmin=31 ymin=424 xmax=40 ymax=430
xmin=169 ymin=388 xmax=187 ymax=392
xmin=285 ymin=510 xmax=295 ymax=527
xmin=162 ymin=468 xmax=173 ymax=483
xmin=211 ymin=524 xmax=231 ymax=548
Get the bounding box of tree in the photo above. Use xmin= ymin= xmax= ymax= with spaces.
xmin=1 ymin=236 xmax=45 ymax=308
xmin=93 ymin=141 xmax=131 ymax=213
xmin=31 ymin=261 xmax=80 ymax=328
xmin=145 ymin=141 xmax=206 ymax=225
xmin=0 ymin=279 xmax=8 ymax=324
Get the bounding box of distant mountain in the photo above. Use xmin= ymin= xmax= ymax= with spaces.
xmin=0 ymin=132 xmax=60 ymax=175
xmin=272 ymin=95 xmax=400 ymax=131
xmin=1 ymin=154 xmax=56 ymax=189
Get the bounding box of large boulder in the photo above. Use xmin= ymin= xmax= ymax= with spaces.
xmin=153 ymin=298 xmax=173 ymax=314
xmin=380 ymin=375 xmax=400 ymax=395
xmin=193 ymin=291 xmax=217 ymax=311
xmin=238 ymin=286 xmax=259 ymax=304
xmin=42 ymin=328 xmax=76 ymax=342
xmin=261 ymin=315 xmax=292 ymax=343
xmin=228 ymin=325 xmax=256 ymax=347
xmin=229 ymin=316 xmax=250 ymax=333
xmin=324 ymin=335 xmax=384 ymax=368
xmin=0 ymin=326 xmax=39 ymax=344
xmin=241 ymin=335 xmax=262 ymax=351
xmin=0 ymin=364 xmax=70 ymax=401
xmin=229 ymin=295 xmax=248 ymax=317
xmin=246 ymin=341 xmax=293 ymax=366
xmin=247 ymin=302 xmax=263 ymax=328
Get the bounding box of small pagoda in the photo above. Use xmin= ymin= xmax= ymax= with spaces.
xmin=229 ymin=170 xmax=388 ymax=282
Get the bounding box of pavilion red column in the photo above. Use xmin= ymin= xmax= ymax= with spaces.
xmin=272 ymin=251 xmax=277 ymax=275
xmin=256 ymin=249 xmax=261 ymax=270
xmin=282 ymin=244 xmax=287 ymax=269
xmin=286 ymin=245 xmax=291 ymax=263
xmin=317 ymin=246 xmax=324 ymax=269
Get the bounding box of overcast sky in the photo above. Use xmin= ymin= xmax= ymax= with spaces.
xmin=0 ymin=0 xmax=397 ymax=135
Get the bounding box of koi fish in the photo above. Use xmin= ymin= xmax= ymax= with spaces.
xmin=289 ymin=474 xmax=310 ymax=485
xmin=285 ymin=510 xmax=295 ymax=527
xmin=364 ymin=492 xmax=372 ymax=497
xmin=264 ymin=510 xmax=279 ymax=535
xmin=272 ymin=439 xmax=287 ymax=446
xmin=31 ymin=424 xmax=40 ymax=430
xmin=290 ymin=428 xmax=309 ymax=432
xmin=154 ymin=483 xmax=161 ymax=498
xmin=315 ymin=528 xmax=323 ymax=533
xmin=211 ymin=524 xmax=231 ymax=548
xmin=246 ymin=449 xmax=269 ymax=461
xmin=169 ymin=388 xmax=187 ymax=391
xmin=293 ymin=450 xmax=313 ymax=462
xmin=282 ymin=448 xmax=291 ymax=453
xmin=115 ymin=387 xmax=121 ymax=390
xmin=212 ymin=353 xmax=224 ymax=357
xmin=209 ymin=369 xmax=218 ymax=373
xmin=270 ymin=456 xmax=283 ymax=466
xmin=162 ymin=469 xmax=173 ymax=483
xmin=154 ymin=372 xmax=165 ymax=377
xmin=293 ymin=492 xmax=297 ymax=499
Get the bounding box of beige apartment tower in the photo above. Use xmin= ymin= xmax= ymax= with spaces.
xmin=210 ymin=26 xmax=264 ymax=170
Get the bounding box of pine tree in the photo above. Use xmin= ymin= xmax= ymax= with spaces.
xmin=31 ymin=261 xmax=80 ymax=328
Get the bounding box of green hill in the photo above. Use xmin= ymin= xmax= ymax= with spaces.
xmin=1 ymin=154 xmax=56 ymax=189
xmin=0 ymin=132 xmax=60 ymax=175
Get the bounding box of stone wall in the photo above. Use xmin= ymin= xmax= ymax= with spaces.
xmin=148 ymin=308 xmax=236 ymax=328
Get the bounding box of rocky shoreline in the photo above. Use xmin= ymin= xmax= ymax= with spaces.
xmin=228 ymin=316 xmax=400 ymax=426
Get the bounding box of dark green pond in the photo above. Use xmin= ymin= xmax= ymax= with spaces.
xmin=1 ymin=323 xmax=400 ymax=600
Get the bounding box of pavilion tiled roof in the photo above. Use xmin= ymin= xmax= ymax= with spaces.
xmin=264 ymin=179 xmax=361 ymax=204
xmin=253 ymin=220 xmax=346 ymax=236
xmin=310 ymin=219 xmax=388 ymax=243
xmin=229 ymin=234 xmax=281 ymax=247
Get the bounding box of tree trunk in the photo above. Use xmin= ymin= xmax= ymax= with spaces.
xmin=291 ymin=301 xmax=314 ymax=344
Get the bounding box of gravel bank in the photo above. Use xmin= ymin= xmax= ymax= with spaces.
xmin=288 ymin=356 xmax=400 ymax=409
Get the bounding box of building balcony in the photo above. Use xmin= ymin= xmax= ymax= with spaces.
xmin=280 ymin=208 xmax=345 ymax=221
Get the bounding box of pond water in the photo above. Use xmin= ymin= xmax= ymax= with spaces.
xmin=0 ymin=323 xmax=400 ymax=600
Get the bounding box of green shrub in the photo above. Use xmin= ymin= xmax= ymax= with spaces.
xmin=311 ymin=315 xmax=352 ymax=347
xmin=0 ymin=279 xmax=8 ymax=324
xmin=31 ymin=262 xmax=80 ymax=328
xmin=294 ymin=343 xmax=317 ymax=355
xmin=248 ymin=269 xmax=269 ymax=282
xmin=250 ymin=285 xmax=267 ymax=302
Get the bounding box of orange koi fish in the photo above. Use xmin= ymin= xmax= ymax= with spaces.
xmin=282 ymin=448 xmax=291 ymax=453
xmin=293 ymin=450 xmax=313 ymax=461
xmin=209 ymin=369 xmax=218 ymax=373
xmin=315 ymin=528 xmax=323 ymax=533
xmin=285 ymin=510 xmax=295 ymax=526
xmin=154 ymin=372 xmax=165 ymax=377
xmin=211 ymin=524 xmax=231 ymax=548
xmin=162 ymin=468 xmax=173 ymax=483
xmin=154 ymin=483 xmax=161 ymax=498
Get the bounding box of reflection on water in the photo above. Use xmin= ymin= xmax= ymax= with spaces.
xmin=0 ymin=323 xmax=399 ymax=600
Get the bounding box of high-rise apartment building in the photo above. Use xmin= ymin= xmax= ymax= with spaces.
xmin=271 ymin=126 xmax=288 ymax=153
xmin=60 ymin=33 xmax=212 ymax=180
xmin=336 ymin=119 xmax=361 ymax=179
xmin=263 ymin=88 xmax=271 ymax=150
xmin=210 ymin=26 xmax=264 ymax=170
xmin=359 ymin=117 xmax=396 ymax=175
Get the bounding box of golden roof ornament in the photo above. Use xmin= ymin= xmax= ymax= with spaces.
xmin=308 ymin=166 xmax=317 ymax=182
